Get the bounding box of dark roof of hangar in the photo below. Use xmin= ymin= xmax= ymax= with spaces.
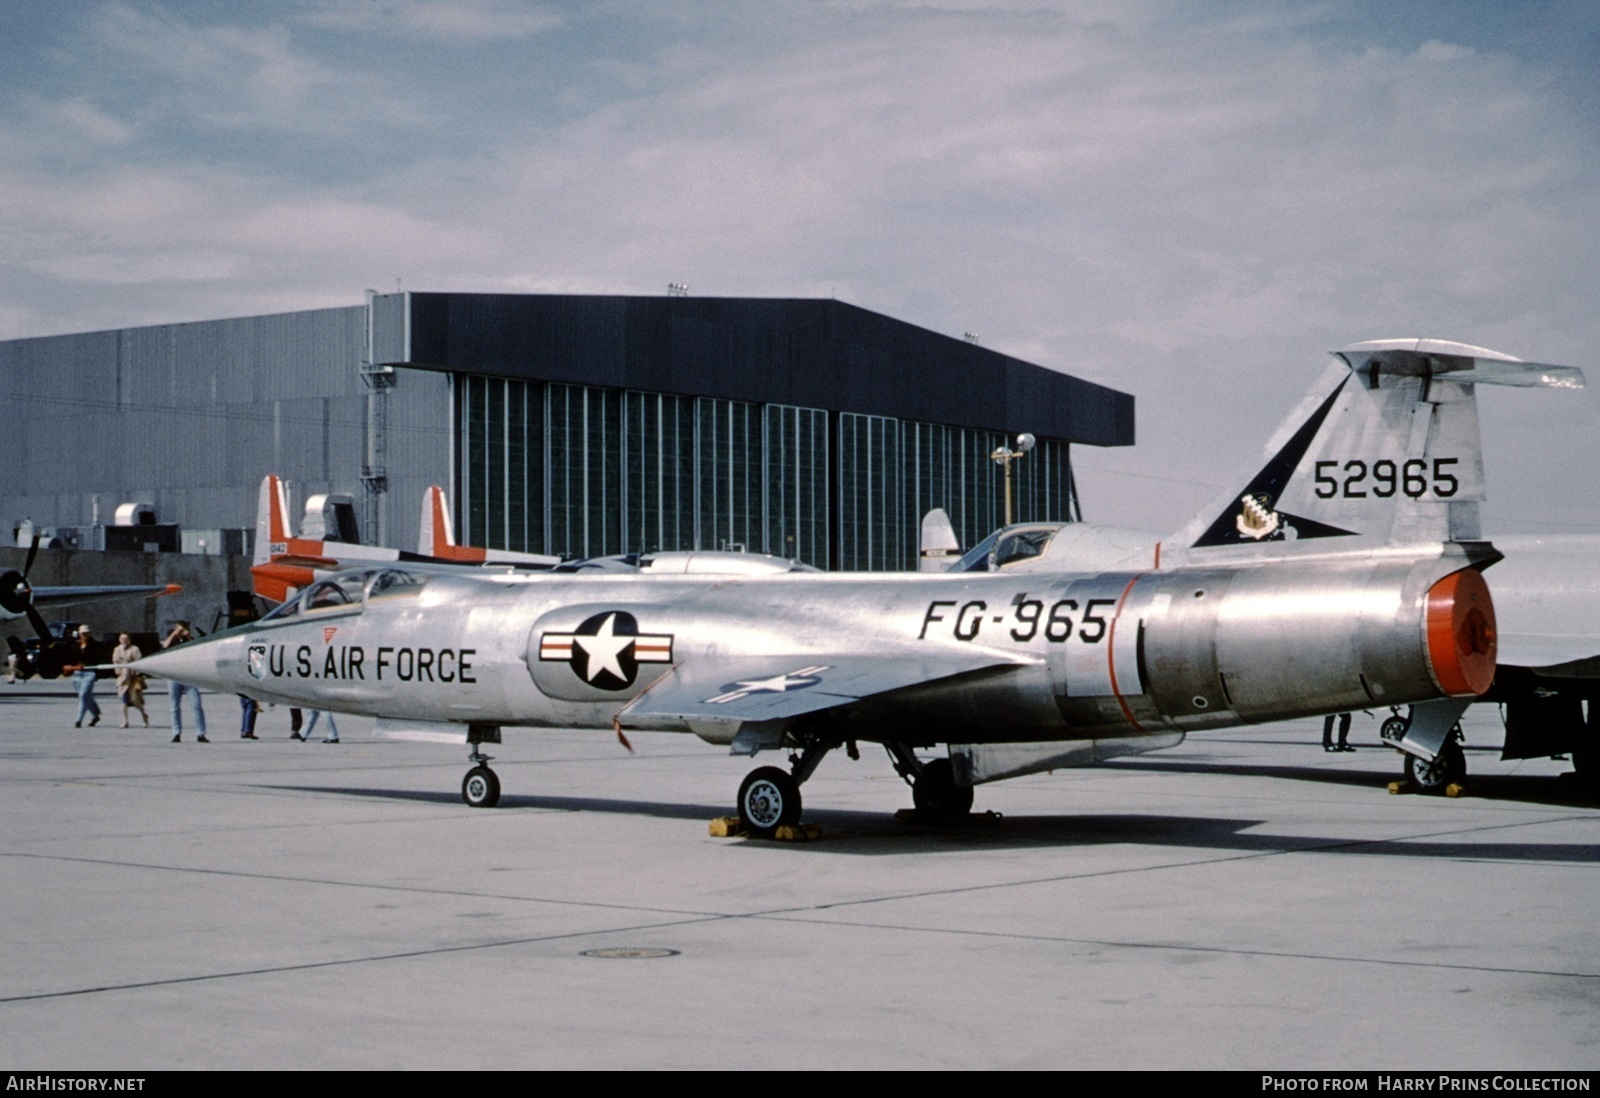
xmin=374 ymin=292 xmax=1133 ymax=447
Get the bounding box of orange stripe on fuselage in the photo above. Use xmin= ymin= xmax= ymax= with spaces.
xmin=1105 ymin=574 xmax=1147 ymax=733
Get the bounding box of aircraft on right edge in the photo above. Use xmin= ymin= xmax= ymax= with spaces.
xmin=933 ymin=339 xmax=1594 ymax=794
xmin=137 ymin=338 xmax=1584 ymax=829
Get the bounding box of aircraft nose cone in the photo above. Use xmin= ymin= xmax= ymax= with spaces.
xmin=133 ymin=641 xmax=222 ymax=689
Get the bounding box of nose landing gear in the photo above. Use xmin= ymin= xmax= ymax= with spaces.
xmin=461 ymin=724 xmax=504 ymax=808
xmin=462 ymin=758 xmax=500 ymax=808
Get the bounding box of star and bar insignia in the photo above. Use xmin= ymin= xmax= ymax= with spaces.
xmin=539 ymin=611 xmax=673 ymax=691
xmin=705 ymin=665 xmax=830 ymax=705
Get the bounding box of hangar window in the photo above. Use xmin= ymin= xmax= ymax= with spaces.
xmin=453 ymin=370 xmax=1077 ymax=571
xmin=839 ymin=413 xmax=904 ymax=570
xmin=765 ymin=404 xmax=829 ymax=567
xmin=696 ymin=397 xmax=763 ymax=555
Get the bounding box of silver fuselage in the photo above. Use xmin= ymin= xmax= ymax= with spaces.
xmin=142 ymin=550 xmax=1483 ymax=749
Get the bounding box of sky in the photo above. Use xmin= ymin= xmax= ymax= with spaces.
xmin=3 ymin=0 xmax=1597 ymax=536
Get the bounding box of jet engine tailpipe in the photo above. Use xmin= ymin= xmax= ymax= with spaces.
xmin=1425 ymin=567 xmax=1496 ymax=696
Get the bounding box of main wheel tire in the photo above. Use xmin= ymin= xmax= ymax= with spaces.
xmin=462 ymin=765 xmax=501 ymax=808
xmin=912 ymin=757 xmax=974 ymax=820
xmin=737 ymin=766 xmax=800 ymax=838
xmin=1404 ymin=742 xmax=1465 ymax=793
xmin=1381 ymin=715 xmax=1410 ymax=744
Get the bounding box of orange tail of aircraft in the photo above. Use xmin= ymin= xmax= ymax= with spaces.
xmin=250 ymin=476 xmax=558 ymax=604
xmin=250 ymin=474 xmax=370 ymax=603
xmin=419 ymin=485 xmax=489 ymax=562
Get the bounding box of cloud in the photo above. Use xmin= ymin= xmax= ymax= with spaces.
xmin=69 ymin=2 xmax=409 ymax=138
xmin=300 ymin=0 xmax=565 ymax=42
xmin=1 ymin=1 xmax=1596 ymax=530
xmin=36 ymin=96 xmax=136 ymax=147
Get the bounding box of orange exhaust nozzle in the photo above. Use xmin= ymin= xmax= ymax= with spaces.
xmin=1426 ymin=568 xmax=1497 ymax=696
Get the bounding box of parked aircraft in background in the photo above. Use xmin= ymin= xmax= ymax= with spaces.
xmin=1 ymin=574 xmax=178 ymax=625
xmin=251 ymin=475 xmax=815 ymax=605
xmin=250 ymin=474 xmax=562 ymax=603
xmin=2 ymin=538 xmax=180 ymax=679
xmin=1472 ymin=533 xmax=1599 ymax=789
xmin=138 ymin=340 xmax=1581 ymax=830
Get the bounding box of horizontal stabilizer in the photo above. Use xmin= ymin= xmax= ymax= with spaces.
xmin=1340 ymin=339 xmax=1585 ymax=389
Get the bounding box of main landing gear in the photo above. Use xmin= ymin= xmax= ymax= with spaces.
xmin=1381 ymin=708 xmax=1467 ymax=793
xmin=1404 ymin=740 xmax=1466 ymax=792
xmin=737 ymin=767 xmax=800 ymax=836
xmin=732 ymin=737 xmax=981 ymax=835
xmin=735 ymin=734 xmax=841 ymax=837
xmin=886 ymin=744 xmax=973 ymax=821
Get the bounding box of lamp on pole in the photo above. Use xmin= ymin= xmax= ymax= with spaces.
xmin=990 ymin=433 xmax=1035 ymax=527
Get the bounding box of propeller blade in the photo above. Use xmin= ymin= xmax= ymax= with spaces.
xmin=25 ymin=604 xmax=53 ymax=644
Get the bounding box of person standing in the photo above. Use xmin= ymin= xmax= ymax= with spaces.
xmin=302 ymin=709 xmax=339 ymax=744
xmin=162 ymin=622 xmax=208 ymax=743
xmin=112 ymin=632 xmax=149 ymax=728
xmin=65 ymin=624 xmax=102 ymax=728
xmin=1322 ymin=711 xmax=1353 ymax=752
xmin=239 ymin=695 xmax=259 ymax=739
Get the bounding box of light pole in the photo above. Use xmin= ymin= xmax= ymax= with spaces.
xmin=990 ymin=433 xmax=1035 ymax=527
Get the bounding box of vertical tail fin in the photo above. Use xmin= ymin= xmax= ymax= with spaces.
xmin=919 ymin=508 xmax=962 ymax=572
xmin=254 ymin=474 xmax=293 ymax=567
xmin=1163 ymin=340 xmax=1583 ymax=567
xmin=419 ymin=485 xmax=453 ymax=556
xmin=419 ymin=485 xmax=488 ymax=561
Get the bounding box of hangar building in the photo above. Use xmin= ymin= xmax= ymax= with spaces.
xmin=1 ymin=293 xmax=1134 ymax=572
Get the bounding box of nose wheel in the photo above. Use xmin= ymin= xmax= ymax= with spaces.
xmin=462 ymin=751 xmax=500 ymax=808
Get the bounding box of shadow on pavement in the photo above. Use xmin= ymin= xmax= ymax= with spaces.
xmin=1104 ymin=755 xmax=1599 ymax=808
xmin=256 ymin=783 xmax=1599 ymax=862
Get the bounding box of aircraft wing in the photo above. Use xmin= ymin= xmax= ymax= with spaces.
xmin=617 ymin=651 xmax=1027 ymax=727
xmin=1486 ymin=534 xmax=1600 ymax=671
xmin=29 ymin=584 xmax=180 ymax=610
xmin=1494 ymin=635 xmax=1600 ymax=672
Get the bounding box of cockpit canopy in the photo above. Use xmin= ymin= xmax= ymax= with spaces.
xmin=947 ymin=522 xmax=1158 ymax=574
xmin=259 ymin=567 xmax=428 ymax=623
xmin=950 ymin=525 xmax=1064 ymax=572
